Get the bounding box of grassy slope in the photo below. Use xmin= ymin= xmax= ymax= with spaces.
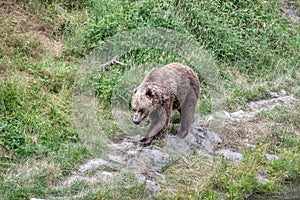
xmin=0 ymin=1 xmax=90 ymax=199
xmin=0 ymin=0 xmax=299 ymax=199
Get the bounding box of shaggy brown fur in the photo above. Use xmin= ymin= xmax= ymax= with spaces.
xmin=131 ymin=62 xmax=200 ymax=146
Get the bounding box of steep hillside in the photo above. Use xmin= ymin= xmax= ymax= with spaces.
xmin=0 ymin=0 xmax=299 ymax=199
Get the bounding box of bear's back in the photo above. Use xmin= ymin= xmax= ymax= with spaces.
xmin=140 ymin=62 xmax=200 ymax=100
xmin=167 ymin=63 xmax=200 ymax=98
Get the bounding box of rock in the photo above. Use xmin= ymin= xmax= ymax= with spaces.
xmin=217 ymin=149 xmax=242 ymax=162
xmin=201 ymin=130 xmax=222 ymax=152
xmin=101 ymin=171 xmax=114 ymax=178
xmin=99 ymin=171 xmax=114 ymax=182
xmin=214 ymin=110 xmax=234 ymax=120
xmin=136 ymin=174 xmax=158 ymax=194
xmin=278 ymin=96 xmax=295 ymax=104
xmin=56 ymin=5 xmax=66 ymax=15
xmin=248 ymin=96 xmax=295 ymax=112
xmin=244 ymin=143 xmax=256 ymax=149
xmin=130 ymin=147 xmax=172 ymax=173
xmin=202 ymin=139 xmax=214 ymax=153
xmin=256 ymin=173 xmax=270 ymax=184
xmin=165 ymin=135 xmax=196 ymax=157
xmin=107 ymin=154 xmax=127 ymax=165
xmin=63 ymin=174 xmax=90 ymax=186
xmin=265 ymin=153 xmax=279 ymax=161
xmin=207 ymin=130 xmax=222 ymax=144
xmin=137 ymin=173 xmax=146 ymax=183
xmin=183 ymin=133 xmax=198 ymax=146
xmin=78 ymin=158 xmax=108 ymax=172
xmin=280 ymin=89 xmax=287 ymax=96
xmin=207 ymin=115 xmax=214 ymax=122
xmin=215 ymin=110 xmax=232 ymax=120
xmin=128 ymin=135 xmax=143 ymax=143
xmin=196 ymin=149 xmax=212 ymax=158
xmin=270 ymin=92 xmax=279 ymax=98
xmin=281 ymin=5 xmax=300 ymax=21
xmin=107 ymin=141 xmax=136 ymax=151
xmin=146 ymin=179 xmax=158 ymax=194
xmin=62 ymin=170 xmax=115 ymax=186
xmin=230 ymin=110 xmax=245 ymax=118
xmin=191 ymin=126 xmax=205 ymax=138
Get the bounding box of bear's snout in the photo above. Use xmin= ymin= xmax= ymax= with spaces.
xmin=133 ymin=113 xmax=142 ymax=124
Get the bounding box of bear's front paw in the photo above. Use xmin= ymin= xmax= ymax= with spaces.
xmin=177 ymin=130 xmax=189 ymax=138
xmin=139 ymin=137 xmax=153 ymax=146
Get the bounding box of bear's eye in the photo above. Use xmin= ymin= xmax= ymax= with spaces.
xmin=139 ymin=108 xmax=144 ymax=113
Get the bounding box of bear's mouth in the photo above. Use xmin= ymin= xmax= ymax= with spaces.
xmin=133 ymin=112 xmax=142 ymax=124
xmin=133 ymin=111 xmax=148 ymax=125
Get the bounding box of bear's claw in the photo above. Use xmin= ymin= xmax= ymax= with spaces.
xmin=139 ymin=137 xmax=153 ymax=146
xmin=177 ymin=130 xmax=189 ymax=138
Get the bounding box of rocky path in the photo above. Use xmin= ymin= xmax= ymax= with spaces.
xmin=59 ymin=93 xmax=296 ymax=195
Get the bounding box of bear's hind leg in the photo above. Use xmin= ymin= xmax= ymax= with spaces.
xmin=177 ymin=89 xmax=197 ymax=138
xmin=140 ymin=104 xmax=168 ymax=146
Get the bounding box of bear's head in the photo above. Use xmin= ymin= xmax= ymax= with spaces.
xmin=131 ymin=85 xmax=158 ymax=125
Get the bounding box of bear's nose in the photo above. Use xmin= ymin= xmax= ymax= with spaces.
xmin=133 ymin=114 xmax=141 ymax=124
xmin=133 ymin=119 xmax=140 ymax=125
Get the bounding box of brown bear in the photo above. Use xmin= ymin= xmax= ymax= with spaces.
xmin=131 ymin=62 xmax=200 ymax=146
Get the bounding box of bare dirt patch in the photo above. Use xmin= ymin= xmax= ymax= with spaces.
xmin=0 ymin=1 xmax=63 ymax=57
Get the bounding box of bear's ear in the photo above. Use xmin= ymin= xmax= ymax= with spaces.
xmin=145 ymin=86 xmax=157 ymax=100
xmin=132 ymin=85 xmax=137 ymax=93
xmin=145 ymin=87 xmax=154 ymax=99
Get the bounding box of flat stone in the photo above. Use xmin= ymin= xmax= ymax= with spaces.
xmin=128 ymin=135 xmax=143 ymax=143
xmin=207 ymin=130 xmax=222 ymax=144
xmin=281 ymin=5 xmax=300 ymax=21
xmin=183 ymin=133 xmax=198 ymax=146
xmin=214 ymin=110 xmax=234 ymax=120
xmin=248 ymin=96 xmax=295 ymax=112
xmin=217 ymin=149 xmax=242 ymax=162
xmin=100 ymin=171 xmax=114 ymax=181
xmin=62 ymin=170 xmax=115 ymax=186
xmin=270 ymin=92 xmax=279 ymax=98
xmin=146 ymin=179 xmax=158 ymax=194
xmin=200 ymin=130 xmax=222 ymax=152
xmin=244 ymin=143 xmax=256 ymax=149
xmin=256 ymin=173 xmax=270 ymax=184
xmin=196 ymin=149 xmax=212 ymax=158
xmin=202 ymin=139 xmax=214 ymax=153
xmin=265 ymin=153 xmax=279 ymax=161
xmin=191 ymin=126 xmax=205 ymax=138
xmin=63 ymin=174 xmax=95 ymax=186
xmin=207 ymin=115 xmax=214 ymax=122
xmin=130 ymin=148 xmax=172 ymax=173
xmin=230 ymin=110 xmax=245 ymax=118
xmin=280 ymin=89 xmax=287 ymax=95
xmin=78 ymin=158 xmax=108 ymax=172
xmin=165 ymin=133 xmax=198 ymax=157
xmin=206 ymin=111 xmax=234 ymax=132
xmin=107 ymin=141 xmax=135 ymax=151
xmin=107 ymin=154 xmax=127 ymax=165
xmin=137 ymin=174 xmax=146 ymax=183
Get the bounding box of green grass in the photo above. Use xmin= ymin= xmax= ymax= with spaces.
xmin=157 ymin=105 xmax=300 ymax=199
xmin=0 ymin=1 xmax=91 ymax=198
xmin=0 ymin=0 xmax=299 ymax=199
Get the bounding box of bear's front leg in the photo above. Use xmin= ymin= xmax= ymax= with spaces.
xmin=140 ymin=104 xmax=168 ymax=146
